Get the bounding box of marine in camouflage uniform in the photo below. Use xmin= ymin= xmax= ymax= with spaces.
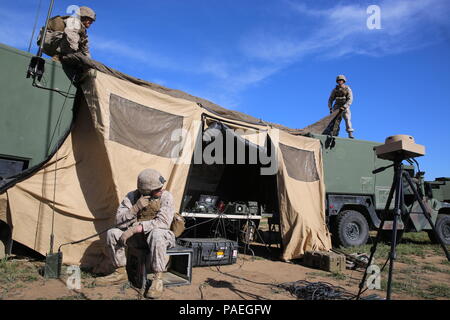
xmin=328 ymin=75 xmax=355 ymax=139
xmin=38 ymin=6 xmax=95 ymax=62
xmin=97 ymin=169 xmax=175 ymax=299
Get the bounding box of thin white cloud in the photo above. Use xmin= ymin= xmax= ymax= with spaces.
xmin=242 ymin=0 xmax=450 ymax=62
xmin=91 ymin=36 xmax=177 ymax=71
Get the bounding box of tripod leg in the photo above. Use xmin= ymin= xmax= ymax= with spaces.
xmin=403 ymin=173 xmax=450 ymax=260
xmin=386 ymin=163 xmax=403 ymax=300
xmin=357 ymin=168 xmax=398 ymax=299
xmin=252 ymin=220 xmax=271 ymax=253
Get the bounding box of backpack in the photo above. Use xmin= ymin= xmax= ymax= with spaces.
xmin=47 ymin=15 xmax=69 ymax=32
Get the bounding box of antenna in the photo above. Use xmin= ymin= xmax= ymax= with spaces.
xmin=26 ymin=0 xmax=55 ymax=81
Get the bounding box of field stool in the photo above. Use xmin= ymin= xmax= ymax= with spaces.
xmin=125 ymin=241 xmax=193 ymax=294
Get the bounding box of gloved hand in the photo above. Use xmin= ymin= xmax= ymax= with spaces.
xmin=329 ymin=108 xmax=333 ymax=114
xmin=130 ymin=196 xmax=150 ymax=215
xmin=119 ymin=223 xmax=143 ymax=246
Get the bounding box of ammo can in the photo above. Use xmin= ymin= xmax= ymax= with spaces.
xmin=303 ymin=250 xmax=346 ymax=273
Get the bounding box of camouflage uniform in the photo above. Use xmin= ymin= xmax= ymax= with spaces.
xmin=106 ymin=190 xmax=176 ymax=273
xmin=328 ymin=84 xmax=354 ymax=134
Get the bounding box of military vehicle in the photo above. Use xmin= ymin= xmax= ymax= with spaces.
xmin=307 ymin=133 xmax=450 ymax=247
xmin=0 ymin=43 xmax=75 ymax=181
xmin=0 ymin=43 xmax=76 ymax=257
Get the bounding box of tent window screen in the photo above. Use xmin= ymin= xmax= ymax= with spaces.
xmin=279 ymin=143 xmax=319 ymax=182
xmin=109 ymin=94 xmax=183 ymax=158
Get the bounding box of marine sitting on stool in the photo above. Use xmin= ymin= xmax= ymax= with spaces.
xmin=95 ymin=169 xmax=175 ymax=299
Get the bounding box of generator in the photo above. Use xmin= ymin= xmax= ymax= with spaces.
xmin=177 ymin=238 xmax=238 ymax=267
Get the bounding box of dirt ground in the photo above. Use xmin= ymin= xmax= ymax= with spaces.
xmin=1 ymin=230 xmax=450 ymax=300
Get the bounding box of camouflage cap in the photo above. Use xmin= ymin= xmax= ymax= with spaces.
xmin=79 ymin=6 xmax=96 ymax=21
xmin=137 ymin=169 xmax=166 ymax=194
xmin=336 ymin=75 xmax=347 ymax=83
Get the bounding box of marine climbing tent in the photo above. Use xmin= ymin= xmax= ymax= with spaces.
xmin=1 ymin=57 xmax=334 ymax=266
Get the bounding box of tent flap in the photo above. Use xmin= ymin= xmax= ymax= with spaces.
xmin=271 ymin=129 xmax=331 ymax=261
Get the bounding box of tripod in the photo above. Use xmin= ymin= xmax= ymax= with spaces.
xmin=357 ymin=159 xmax=450 ymax=300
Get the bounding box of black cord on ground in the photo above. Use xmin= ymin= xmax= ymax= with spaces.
xmin=279 ymin=280 xmax=357 ymax=300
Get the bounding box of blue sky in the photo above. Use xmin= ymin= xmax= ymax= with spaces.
xmin=1 ymin=0 xmax=450 ymax=179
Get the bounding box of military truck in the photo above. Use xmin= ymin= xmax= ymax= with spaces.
xmin=423 ymin=178 xmax=450 ymax=244
xmin=0 ymin=43 xmax=76 ymax=257
xmin=307 ymin=133 xmax=450 ymax=247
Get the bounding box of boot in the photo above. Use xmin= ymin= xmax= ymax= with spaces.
xmin=146 ymin=272 xmax=164 ymax=299
xmin=94 ymin=267 xmax=127 ymax=286
xmin=348 ymin=131 xmax=354 ymax=139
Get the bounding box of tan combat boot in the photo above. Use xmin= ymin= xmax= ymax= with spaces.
xmin=94 ymin=267 xmax=127 ymax=286
xmin=146 ymin=272 xmax=164 ymax=299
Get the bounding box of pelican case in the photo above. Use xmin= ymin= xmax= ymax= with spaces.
xmin=303 ymin=250 xmax=346 ymax=273
xmin=177 ymin=238 xmax=238 ymax=267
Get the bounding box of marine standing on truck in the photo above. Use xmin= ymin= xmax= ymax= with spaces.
xmin=328 ymin=75 xmax=355 ymax=139
xmin=95 ymin=169 xmax=176 ymax=299
xmin=38 ymin=6 xmax=96 ymax=61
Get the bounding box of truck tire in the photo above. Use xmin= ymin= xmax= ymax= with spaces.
xmin=334 ymin=210 xmax=369 ymax=247
xmin=427 ymin=215 xmax=450 ymax=246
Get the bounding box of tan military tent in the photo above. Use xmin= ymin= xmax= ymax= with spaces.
xmin=1 ymin=65 xmax=332 ymax=266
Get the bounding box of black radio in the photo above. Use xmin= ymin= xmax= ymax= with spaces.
xmin=224 ymin=201 xmax=260 ymax=215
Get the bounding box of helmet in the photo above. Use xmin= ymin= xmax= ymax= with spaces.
xmin=336 ymin=75 xmax=347 ymax=83
xmin=137 ymin=169 xmax=166 ymax=194
xmin=79 ymin=6 xmax=96 ymax=21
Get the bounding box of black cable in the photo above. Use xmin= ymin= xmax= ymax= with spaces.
xmin=58 ymin=217 xmax=136 ymax=252
xmin=45 ymin=76 xmax=76 ymax=155
xmin=183 ymin=216 xmax=222 ymax=232
xmin=48 ymin=75 xmax=75 ymax=254
xmin=412 ymin=158 xmax=421 ymax=175
xmin=279 ymin=280 xmax=357 ymax=300
xmin=33 ymin=77 xmax=77 ymax=99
